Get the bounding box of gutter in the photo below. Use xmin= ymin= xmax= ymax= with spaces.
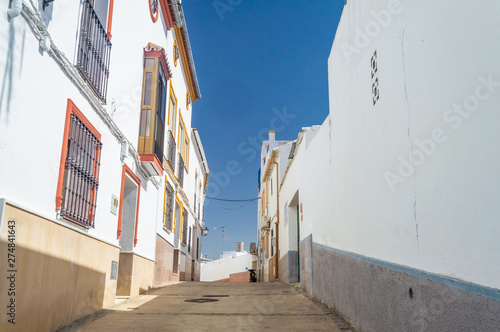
xmin=168 ymin=0 xmax=201 ymax=100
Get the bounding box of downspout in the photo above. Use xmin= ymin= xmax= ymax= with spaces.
xmin=7 ymin=0 xmax=22 ymax=19
xmin=271 ymin=159 xmax=280 ymax=281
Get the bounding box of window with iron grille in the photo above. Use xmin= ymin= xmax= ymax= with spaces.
xmin=188 ymin=226 xmax=192 ymax=253
xmin=196 ymin=237 xmax=200 ymax=260
xmin=76 ymin=0 xmax=112 ymax=104
xmin=194 ymin=193 xmax=196 ymax=213
xmin=56 ymin=100 xmax=102 ymax=228
xmin=163 ymin=181 xmax=174 ymax=231
xmin=177 ymin=153 xmax=184 ymax=188
xmin=181 ymin=208 xmax=188 ymax=246
xmin=167 ymin=129 xmax=176 ymax=170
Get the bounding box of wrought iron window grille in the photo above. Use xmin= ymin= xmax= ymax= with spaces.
xmin=167 ymin=129 xmax=176 ymax=170
xmin=60 ymin=113 xmax=102 ymax=228
xmin=177 ymin=153 xmax=184 ymax=188
xmin=164 ymin=182 xmax=174 ymax=231
xmin=76 ymin=0 xmax=112 ymax=104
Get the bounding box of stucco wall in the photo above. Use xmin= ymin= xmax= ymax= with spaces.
xmin=117 ymin=252 xmax=154 ymax=297
xmin=0 ymin=202 xmax=120 ymax=332
xmin=312 ymin=243 xmax=500 ymax=332
xmin=201 ymin=253 xmax=253 ymax=282
xmin=153 ymin=234 xmax=179 ymax=287
xmin=325 ymin=0 xmax=500 ymax=291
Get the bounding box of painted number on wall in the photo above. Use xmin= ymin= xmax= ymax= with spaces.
xmin=371 ymin=50 xmax=380 ymax=106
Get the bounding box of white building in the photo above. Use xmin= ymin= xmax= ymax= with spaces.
xmin=257 ymin=131 xmax=292 ymax=282
xmin=201 ymin=243 xmax=253 ymax=282
xmin=0 ymin=1 xmax=208 ymax=331
xmin=264 ymin=1 xmax=500 ymax=331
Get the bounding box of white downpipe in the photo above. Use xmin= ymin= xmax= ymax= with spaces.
xmin=7 ymin=0 xmax=22 ymax=19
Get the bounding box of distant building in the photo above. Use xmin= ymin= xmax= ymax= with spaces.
xmin=257 ymin=131 xmax=293 ymax=282
xmin=201 ymin=242 xmax=253 ymax=282
xmin=0 ymin=1 xmax=208 ymax=330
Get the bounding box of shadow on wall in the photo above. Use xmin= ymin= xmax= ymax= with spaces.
xmin=1 ymin=0 xmax=52 ymax=123
xmin=0 ymin=22 xmax=15 ymax=121
xmin=0 ymin=244 xmax=107 ymax=332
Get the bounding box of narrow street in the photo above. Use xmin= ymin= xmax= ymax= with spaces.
xmin=60 ymin=282 xmax=352 ymax=332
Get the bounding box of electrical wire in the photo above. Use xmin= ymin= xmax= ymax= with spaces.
xmin=210 ymin=200 xmax=254 ymax=211
xmin=206 ymin=196 xmax=260 ymax=202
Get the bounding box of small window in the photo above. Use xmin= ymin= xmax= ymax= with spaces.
xmin=181 ymin=208 xmax=188 ymax=246
xmin=163 ymin=180 xmax=174 ymax=231
xmin=56 ymin=100 xmax=102 ymax=228
xmin=148 ymin=0 xmax=159 ymax=22
xmin=173 ymin=40 xmax=180 ymax=67
xmin=186 ymin=91 xmax=191 ymax=110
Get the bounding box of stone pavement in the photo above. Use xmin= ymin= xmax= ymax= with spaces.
xmin=59 ymin=282 xmax=353 ymax=332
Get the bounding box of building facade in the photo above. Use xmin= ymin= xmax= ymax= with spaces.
xmin=257 ymin=131 xmax=292 ymax=282
xmin=260 ymin=1 xmax=500 ymax=331
xmin=0 ymin=1 xmax=208 ymax=331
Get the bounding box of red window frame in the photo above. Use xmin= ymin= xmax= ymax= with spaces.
xmin=56 ymin=99 xmax=102 ymax=228
xmin=117 ymin=164 xmax=141 ymax=246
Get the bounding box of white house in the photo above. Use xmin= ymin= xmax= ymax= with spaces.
xmin=0 ymin=0 xmax=208 ymax=331
xmin=257 ymin=131 xmax=292 ymax=282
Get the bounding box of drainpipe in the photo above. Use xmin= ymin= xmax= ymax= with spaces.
xmin=7 ymin=0 xmax=22 ymax=19
xmin=271 ymin=158 xmax=280 ymax=281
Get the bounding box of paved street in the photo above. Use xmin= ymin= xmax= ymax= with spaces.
xmin=60 ymin=282 xmax=351 ymax=332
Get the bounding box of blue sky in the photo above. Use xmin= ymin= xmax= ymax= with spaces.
xmin=183 ymin=1 xmax=344 ymax=260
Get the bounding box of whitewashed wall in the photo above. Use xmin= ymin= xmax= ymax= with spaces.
xmin=0 ymin=0 xmax=199 ymax=261
xmin=323 ymin=0 xmax=500 ymax=290
xmin=201 ymin=253 xmax=253 ymax=282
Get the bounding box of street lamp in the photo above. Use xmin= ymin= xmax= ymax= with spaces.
xmin=202 ymin=226 xmax=209 ymax=236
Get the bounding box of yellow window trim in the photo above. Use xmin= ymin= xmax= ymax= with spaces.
xmin=162 ymin=175 xmax=168 ymax=225
xmin=138 ymin=57 xmax=159 ymax=155
xmin=177 ymin=112 xmax=190 ymax=172
xmin=176 ymin=195 xmax=185 ymax=242
xmin=173 ymin=195 xmax=183 ymax=234
xmin=173 ymin=26 xmax=197 ymax=103
xmin=167 ymin=81 xmax=177 ymax=139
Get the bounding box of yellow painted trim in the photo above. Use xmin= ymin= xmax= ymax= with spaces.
xmin=138 ymin=57 xmax=159 ymax=154
xmin=175 ymin=195 xmax=185 ymax=242
xmin=173 ymin=26 xmax=197 ymax=103
xmin=162 ymin=175 xmax=168 ymax=225
xmin=173 ymin=195 xmax=183 ymax=234
xmin=177 ymin=112 xmax=190 ymax=172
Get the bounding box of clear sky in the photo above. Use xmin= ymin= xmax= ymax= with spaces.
xmin=183 ymin=1 xmax=344 ymax=260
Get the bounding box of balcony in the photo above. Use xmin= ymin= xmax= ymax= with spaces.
xmin=76 ymin=0 xmax=112 ymax=104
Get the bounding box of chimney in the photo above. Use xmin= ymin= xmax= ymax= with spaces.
xmin=236 ymin=242 xmax=244 ymax=253
xmin=269 ymin=131 xmax=275 ymax=149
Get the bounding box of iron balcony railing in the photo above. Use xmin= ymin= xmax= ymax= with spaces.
xmin=177 ymin=153 xmax=184 ymax=188
xmin=167 ymin=130 xmax=176 ymax=170
xmin=76 ymin=0 xmax=112 ymax=104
